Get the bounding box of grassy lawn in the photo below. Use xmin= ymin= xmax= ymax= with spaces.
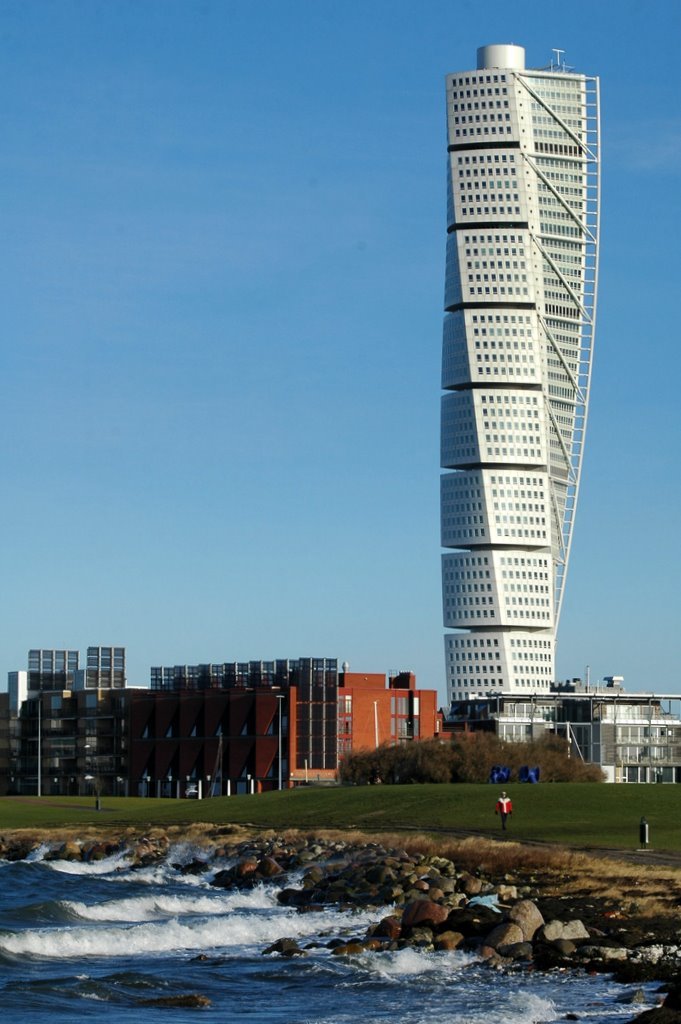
xmin=0 ymin=784 xmax=676 ymax=852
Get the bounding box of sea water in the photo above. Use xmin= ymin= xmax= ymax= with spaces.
xmin=0 ymin=847 xmax=657 ymax=1023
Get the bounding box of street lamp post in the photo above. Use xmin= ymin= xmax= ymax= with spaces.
xmin=373 ymin=701 xmax=379 ymax=749
xmin=84 ymin=743 xmax=91 ymax=799
xmin=84 ymin=775 xmax=94 ymax=789
xmin=84 ymin=743 xmax=101 ymax=808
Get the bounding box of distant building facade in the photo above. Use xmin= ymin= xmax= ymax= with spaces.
xmin=0 ymin=693 xmax=9 ymax=796
xmin=5 ymin=649 xmax=681 ymax=789
xmin=6 ymin=647 xmax=129 ymax=796
xmin=446 ymin=678 xmax=681 ymax=783
xmin=147 ymin=658 xmax=338 ymax=788
xmin=3 ymin=653 xmax=441 ymax=796
xmin=336 ymin=670 xmax=441 ymax=762
xmin=136 ymin=659 xmax=441 ymax=792
xmin=75 ymin=646 xmax=126 ymax=690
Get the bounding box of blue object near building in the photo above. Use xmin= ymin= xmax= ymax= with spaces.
xmin=519 ymin=766 xmax=540 ymax=783
xmin=489 ymin=765 xmax=511 ymax=784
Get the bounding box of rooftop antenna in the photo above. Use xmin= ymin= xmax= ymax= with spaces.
xmin=552 ymin=47 xmax=565 ymax=71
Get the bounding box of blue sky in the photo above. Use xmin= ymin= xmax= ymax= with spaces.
xmin=1 ymin=0 xmax=679 ymax=702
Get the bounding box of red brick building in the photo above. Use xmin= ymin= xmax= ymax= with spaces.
xmin=128 ymin=687 xmax=287 ymax=795
xmin=128 ymin=660 xmax=442 ymax=793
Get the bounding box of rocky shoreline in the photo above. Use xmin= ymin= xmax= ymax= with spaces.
xmin=2 ymin=826 xmax=680 ymax=1022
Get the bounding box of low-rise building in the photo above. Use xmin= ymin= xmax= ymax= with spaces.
xmin=446 ymin=678 xmax=681 ymax=783
xmin=0 ymin=693 xmax=9 ymax=795
xmin=135 ymin=658 xmax=442 ymax=792
xmin=335 ymin=669 xmax=440 ymax=758
xmin=3 ymin=652 xmax=442 ymax=796
xmin=6 ymin=647 xmax=129 ymax=795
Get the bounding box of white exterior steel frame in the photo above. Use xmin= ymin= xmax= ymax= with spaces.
xmin=441 ymin=44 xmax=600 ymax=701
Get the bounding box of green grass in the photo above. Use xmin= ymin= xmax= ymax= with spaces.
xmin=0 ymin=784 xmax=676 ymax=852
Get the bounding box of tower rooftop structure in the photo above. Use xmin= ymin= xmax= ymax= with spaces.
xmin=440 ymin=44 xmax=600 ymax=702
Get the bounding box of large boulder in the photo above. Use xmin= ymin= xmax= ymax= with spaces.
xmin=552 ymin=938 xmax=577 ymax=957
xmin=373 ymin=915 xmax=402 ymax=941
xmin=234 ymin=857 xmax=258 ymax=879
xmin=539 ymin=920 xmax=566 ymax=942
xmin=457 ymin=872 xmax=483 ymax=896
xmin=561 ymin=920 xmax=590 ymax=941
xmin=508 ymin=899 xmax=544 ymax=941
xmin=401 ymin=900 xmax=450 ymax=930
xmin=262 ymin=937 xmax=305 ymax=957
xmin=434 ymin=931 xmax=465 ymax=951
xmin=256 ymin=856 xmax=284 ymax=878
xmin=483 ymin=922 xmax=525 ymax=952
xmin=500 ymin=941 xmax=534 ymax=960
xmin=302 ymin=865 xmax=325 ymax=887
xmin=446 ymin=904 xmax=501 ymax=938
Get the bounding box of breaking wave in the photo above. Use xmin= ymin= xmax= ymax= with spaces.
xmin=0 ymin=903 xmax=378 ymax=960
xmin=60 ymin=886 xmax=277 ymax=923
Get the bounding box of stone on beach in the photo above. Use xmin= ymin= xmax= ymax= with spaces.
xmin=482 ymin=921 xmax=525 ymax=953
xmin=401 ymin=899 xmax=450 ymax=930
xmin=507 ymin=899 xmax=544 ymax=941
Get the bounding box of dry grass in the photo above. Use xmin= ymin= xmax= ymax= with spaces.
xmin=306 ymin=828 xmax=681 ymax=921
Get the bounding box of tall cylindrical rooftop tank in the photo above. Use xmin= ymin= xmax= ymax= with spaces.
xmin=477 ymin=44 xmax=525 ymax=70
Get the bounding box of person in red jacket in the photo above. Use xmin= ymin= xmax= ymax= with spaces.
xmin=495 ymin=791 xmax=513 ymax=831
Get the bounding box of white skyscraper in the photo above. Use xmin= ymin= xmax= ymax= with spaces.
xmin=441 ymin=44 xmax=600 ymax=702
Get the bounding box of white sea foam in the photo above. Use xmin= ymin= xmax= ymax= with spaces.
xmin=492 ymin=991 xmax=557 ymax=1024
xmin=45 ymin=850 xmax=132 ymax=875
xmin=0 ymin=904 xmax=379 ymax=960
xmin=309 ymin=989 xmax=558 ymax=1024
xmin=43 ymin=842 xmax=231 ymax=886
xmin=61 ymin=886 xmax=277 ymax=923
xmin=107 ymin=862 xmax=174 ymax=886
xmin=165 ymin=841 xmax=229 ymax=869
xmin=425 ymin=992 xmax=558 ymax=1024
xmin=25 ymin=843 xmax=51 ymax=863
xmin=357 ymin=946 xmax=473 ymax=980
xmin=104 ymin=859 xmax=224 ymax=888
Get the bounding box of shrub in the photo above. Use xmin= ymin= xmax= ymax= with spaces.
xmin=339 ymin=740 xmax=458 ymax=785
xmin=339 ymin=732 xmax=604 ymax=785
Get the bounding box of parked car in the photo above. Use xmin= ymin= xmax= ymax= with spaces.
xmin=185 ymin=784 xmax=198 ymax=799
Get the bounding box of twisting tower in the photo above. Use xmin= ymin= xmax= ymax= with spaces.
xmin=441 ymin=44 xmax=600 ymax=701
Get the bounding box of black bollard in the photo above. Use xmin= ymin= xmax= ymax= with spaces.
xmin=639 ymin=816 xmax=649 ymax=848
